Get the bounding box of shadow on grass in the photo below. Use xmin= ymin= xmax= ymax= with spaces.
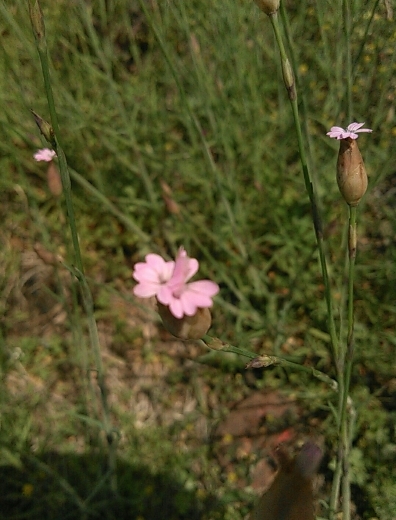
xmin=0 ymin=451 xmax=223 ymax=520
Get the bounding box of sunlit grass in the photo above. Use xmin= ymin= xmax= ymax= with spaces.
xmin=1 ymin=0 xmax=395 ymax=518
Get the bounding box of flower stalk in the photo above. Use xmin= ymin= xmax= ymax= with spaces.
xmin=327 ymin=124 xmax=371 ymax=518
xmin=267 ymin=10 xmax=340 ymax=374
xmin=29 ymin=0 xmax=117 ymax=493
xmin=200 ymin=336 xmax=338 ymax=390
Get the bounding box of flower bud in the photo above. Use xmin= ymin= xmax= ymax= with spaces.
xmin=31 ymin=110 xmax=55 ymax=145
xmin=254 ymin=0 xmax=280 ymax=15
xmin=157 ymin=302 xmax=212 ymax=340
xmin=282 ymin=58 xmax=296 ymax=101
xmin=47 ymin=161 xmax=63 ymax=197
xmin=336 ymin=137 xmax=368 ymax=206
xmin=28 ymin=0 xmax=45 ymax=42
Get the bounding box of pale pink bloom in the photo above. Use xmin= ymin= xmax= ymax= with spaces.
xmin=33 ymin=148 xmax=57 ymax=162
xmin=133 ymin=254 xmax=175 ymax=298
xmin=133 ymin=248 xmax=219 ymax=319
xmin=326 ymin=122 xmax=372 ymax=140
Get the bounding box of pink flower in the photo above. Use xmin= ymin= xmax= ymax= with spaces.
xmin=133 ymin=248 xmax=219 ymax=319
xmin=326 ymin=122 xmax=372 ymax=140
xmin=133 ymin=254 xmax=175 ymax=298
xmin=33 ymin=148 xmax=57 ymax=162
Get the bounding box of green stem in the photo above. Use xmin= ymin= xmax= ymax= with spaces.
xmin=343 ymin=0 xmax=353 ymax=121
xmin=201 ymin=336 xmax=338 ymax=390
xmin=269 ymin=12 xmax=339 ymax=373
xmin=330 ymin=205 xmax=357 ymax=519
xmin=30 ymin=2 xmax=117 ymax=492
xmin=341 ymin=206 xmax=357 ymax=520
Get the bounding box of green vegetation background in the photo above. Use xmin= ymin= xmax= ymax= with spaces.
xmin=1 ymin=0 xmax=395 ymax=519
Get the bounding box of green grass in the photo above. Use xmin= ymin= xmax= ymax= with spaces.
xmin=1 ymin=0 xmax=396 ymax=518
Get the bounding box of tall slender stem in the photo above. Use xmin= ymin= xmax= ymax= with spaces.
xmin=330 ymin=205 xmax=357 ymax=519
xmin=269 ymin=12 xmax=339 ymax=372
xmin=341 ymin=206 xmax=357 ymax=520
xmin=201 ymin=336 xmax=338 ymax=390
xmin=343 ymin=0 xmax=353 ymax=120
xmin=29 ymin=0 xmax=117 ymax=492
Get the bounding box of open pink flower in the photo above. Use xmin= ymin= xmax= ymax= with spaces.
xmin=133 ymin=254 xmax=175 ymax=298
xmin=133 ymin=248 xmax=219 ymax=319
xmin=326 ymin=122 xmax=372 ymax=140
xmin=33 ymin=148 xmax=57 ymax=162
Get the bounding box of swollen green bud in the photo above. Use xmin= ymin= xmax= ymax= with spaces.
xmin=282 ymin=58 xmax=296 ymax=101
xmin=254 ymin=0 xmax=280 ymax=15
xmin=157 ymin=302 xmax=212 ymax=340
xmin=336 ymin=138 xmax=368 ymax=206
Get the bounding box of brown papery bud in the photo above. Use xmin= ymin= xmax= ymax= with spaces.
xmin=47 ymin=161 xmax=62 ymax=197
xmin=254 ymin=0 xmax=280 ymax=15
xmin=336 ymin=138 xmax=368 ymax=207
xmin=28 ymin=0 xmax=45 ymax=42
xmin=157 ymin=302 xmax=212 ymax=340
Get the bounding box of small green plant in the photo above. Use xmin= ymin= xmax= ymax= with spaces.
xmin=0 ymin=0 xmax=395 ymax=519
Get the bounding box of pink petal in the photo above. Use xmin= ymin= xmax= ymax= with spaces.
xmin=173 ymin=248 xmax=199 ymax=282
xmin=185 ymin=258 xmax=199 ymax=279
xmin=145 ymin=254 xmax=175 ymax=278
xmin=133 ymin=281 xmax=161 ymax=298
xmin=33 ymin=148 xmax=57 ymax=162
xmin=187 ymin=280 xmax=220 ymax=298
xmin=133 ymin=255 xmax=174 ymax=283
xmin=170 ymin=248 xmax=191 ymax=288
xmin=133 ymin=263 xmax=156 ymax=280
xmin=347 ymin=122 xmax=365 ymax=132
xmin=326 ymin=127 xmax=346 ymax=139
xmin=157 ymin=285 xmax=174 ymax=305
xmin=180 ymin=280 xmax=218 ymax=307
xmin=327 ymin=122 xmax=372 ymax=140
xmin=178 ymin=295 xmax=198 ymax=316
xmin=168 ymin=298 xmax=184 ymax=319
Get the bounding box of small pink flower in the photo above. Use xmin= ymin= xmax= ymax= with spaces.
xmin=133 ymin=254 xmax=175 ymax=298
xmin=133 ymin=248 xmax=219 ymax=319
xmin=33 ymin=148 xmax=57 ymax=162
xmin=326 ymin=122 xmax=372 ymax=140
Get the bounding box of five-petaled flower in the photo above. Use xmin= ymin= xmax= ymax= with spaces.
xmin=326 ymin=122 xmax=372 ymax=140
xmin=133 ymin=247 xmax=219 ymax=319
xmin=33 ymin=148 xmax=57 ymax=162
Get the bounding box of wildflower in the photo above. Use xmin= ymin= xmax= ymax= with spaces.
xmin=133 ymin=247 xmax=219 ymax=320
xmin=327 ymin=122 xmax=372 ymax=206
xmin=33 ymin=148 xmax=62 ymax=196
xmin=326 ymin=122 xmax=372 ymax=140
xmin=33 ymin=148 xmax=56 ymax=162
